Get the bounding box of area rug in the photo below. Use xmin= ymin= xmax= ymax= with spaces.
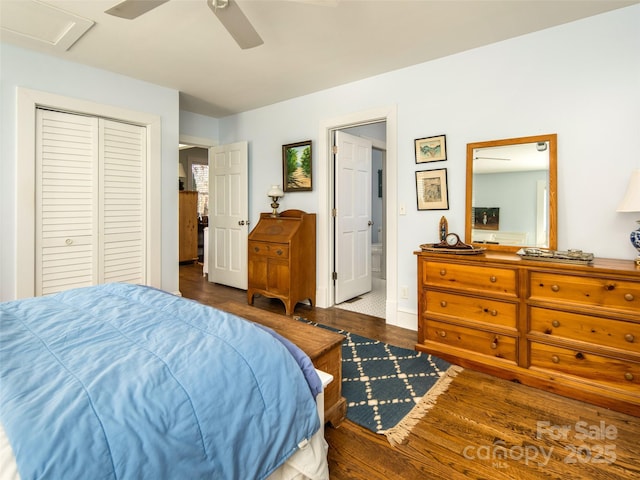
xmin=295 ymin=317 xmax=463 ymax=446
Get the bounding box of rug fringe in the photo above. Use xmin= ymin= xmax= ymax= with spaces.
xmin=382 ymin=365 xmax=463 ymax=447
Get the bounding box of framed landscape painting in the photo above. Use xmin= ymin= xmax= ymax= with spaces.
xmin=415 ymin=135 xmax=447 ymax=163
xmin=283 ymin=140 xmax=312 ymax=192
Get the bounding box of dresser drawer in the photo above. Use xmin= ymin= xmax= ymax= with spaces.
xmin=424 ymin=319 xmax=517 ymax=363
xmin=425 ymin=291 xmax=517 ymax=329
xmin=530 ymin=342 xmax=640 ymax=393
xmin=530 ymin=307 xmax=640 ymax=353
xmin=529 ymin=272 xmax=640 ymax=313
xmin=249 ymin=241 xmax=289 ymax=259
xmin=422 ymin=260 xmax=518 ymax=297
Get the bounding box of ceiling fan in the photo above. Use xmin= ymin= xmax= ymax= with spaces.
xmin=474 ymin=157 xmax=511 ymax=161
xmin=105 ymin=0 xmax=263 ymax=49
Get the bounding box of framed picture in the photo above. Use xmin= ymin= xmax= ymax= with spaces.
xmin=415 ymin=168 xmax=449 ymax=211
xmin=283 ymin=140 xmax=312 ymax=192
xmin=415 ymin=135 xmax=447 ymax=163
xmin=472 ymin=207 xmax=500 ymax=230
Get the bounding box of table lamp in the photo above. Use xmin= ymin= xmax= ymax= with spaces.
xmin=617 ymin=169 xmax=640 ymax=265
xmin=268 ymin=185 xmax=284 ymax=217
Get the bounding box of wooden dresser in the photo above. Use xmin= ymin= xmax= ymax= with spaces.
xmin=248 ymin=210 xmax=316 ymax=315
xmin=415 ymin=250 xmax=640 ymax=416
xmin=179 ymin=191 xmax=198 ymax=263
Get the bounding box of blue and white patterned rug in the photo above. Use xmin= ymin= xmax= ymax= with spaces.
xmin=295 ymin=318 xmax=463 ymax=445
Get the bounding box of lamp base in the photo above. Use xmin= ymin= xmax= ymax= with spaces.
xmin=630 ymin=221 xmax=640 ymax=265
xmin=270 ymin=199 xmax=280 ymax=217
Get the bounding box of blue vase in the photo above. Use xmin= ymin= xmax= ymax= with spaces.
xmin=631 ymin=221 xmax=640 ymax=265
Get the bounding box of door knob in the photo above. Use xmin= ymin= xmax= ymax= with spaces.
xmin=368 ymin=220 xmax=374 ymax=226
xmin=238 ymin=220 xmax=245 ymax=226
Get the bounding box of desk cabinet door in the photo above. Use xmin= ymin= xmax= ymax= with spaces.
xmin=267 ymin=259 xmax=290 ymax=295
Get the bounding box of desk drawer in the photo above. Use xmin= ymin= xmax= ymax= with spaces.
xmin=422 ymin=260 xmax=517 ymax=297
xmin=425 ymin=291 xmax=517 ymax=329
xmin=424 ymin=319 xmax=517 ymax=363
xmin=530 ymin=307 xmax=639 ymax=353
xmin=530 ymin=342 xmax=640 ymax=393
xmin=249 ymin=241 xmax=289 ymax=259
xmin=529 ymin=272 xmax=640 ymax=312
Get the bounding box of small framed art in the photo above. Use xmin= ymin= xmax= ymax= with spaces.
xmin=283 ymin=140 xmax=312 ymax=192
xmin=472 ymin=207 xmax=500 ymax=230
xmin=415 ymin=135 xmax=447 ymax=163
xmin=415 ymin=168 xmax=449 ymax=211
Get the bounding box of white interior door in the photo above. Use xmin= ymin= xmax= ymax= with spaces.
xmin=36 ymin=109 xmax=98 ymax=295
xmin=99 ymin=119 xmax=146 ymax=285
xmin=334 ymin=131 xmax=373 ymax=304
xmin=207 ymin=141 xmax=248 ymax=289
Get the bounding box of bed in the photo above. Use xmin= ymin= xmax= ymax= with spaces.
xmin=0 ymin=283 xmax=329 ymax=479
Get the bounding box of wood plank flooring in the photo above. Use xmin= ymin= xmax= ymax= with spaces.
xmin=180 ymin=264 xmax=640 ymax=480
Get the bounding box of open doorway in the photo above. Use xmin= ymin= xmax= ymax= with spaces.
xmin=313 ymin=105 xmax=399 ymax=325
xmin=333 ymin=122 xmax=387 ymax=319
xmin=179 ymin=146 xmax=209 ymax=264
xmin=177 ymin=135 xmax=216 ymax=283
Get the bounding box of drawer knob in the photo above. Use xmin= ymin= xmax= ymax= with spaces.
xmin=624 ymin=293 xmax=635 ymax=302
xmin=489 ymin=275 xmax=497 ymax=283
xmin=552 ymin=320 xmax=560 ymax=328
xmin=490 ymin=310 xmax=497 ymax=316
xmin=65 ymin=238 xmax=73 ymax=245
xmin=551 ymin=355 xmax=560 ymax=364
xmin=276 ymin=249 xmax=283 ymax=255
xmin=440 ymin=300 xmax=447 ymax=308
xmin=490 ymin=337 xmax=498 ymax=349
xmin=624 ymin=372 xmax=634 ymax=381
xmin=253 ymin=246 xmax=260 ymax=252
xmin=551 ymin=285 xmax=560 ymax=292
xmin=439 ymin=269 xmax=447 ymax=276
xmin=439 ymin=330 xmax=447 ymax=338
xmin=625 ymin=333 xmax=635 ymax=343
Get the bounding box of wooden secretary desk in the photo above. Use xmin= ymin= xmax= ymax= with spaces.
xmin=247 ymin=210 xmax=316 ymax=315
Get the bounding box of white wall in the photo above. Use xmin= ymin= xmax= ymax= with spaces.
xmin=0 ymin=44 xmax=181 ymax=301
xmin=216 ymin=5 xmax=640 ymax=326
xmin=2 ymin=6 xmax=638 ymax=323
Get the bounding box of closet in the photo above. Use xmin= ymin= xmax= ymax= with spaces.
xmin=36 ymin=108 xmax=147 ymax=296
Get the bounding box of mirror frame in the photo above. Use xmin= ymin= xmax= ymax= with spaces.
xmin=465 ymin=133 xmax=557 ymax=252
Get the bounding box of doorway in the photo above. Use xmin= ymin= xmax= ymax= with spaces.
xmin=333 ymin=123 xmax=387 ymax=319
xmin=315 ymin=105 xmax=398 ymax=325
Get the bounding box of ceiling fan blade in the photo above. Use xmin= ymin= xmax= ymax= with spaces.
xmin=207 ymin=0 xmax=263 ymax=50
xmin=105 ymin=0 xmax=170 ymax=20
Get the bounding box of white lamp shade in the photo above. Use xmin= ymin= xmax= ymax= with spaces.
xmin=178 ymin=163 xmax=187 ymax=178
xmin=617 ymin=169 xmax=640 ymax=212
xmin=267 ymin=185 xmax=284 ymax=198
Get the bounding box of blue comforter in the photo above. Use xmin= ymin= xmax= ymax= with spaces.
xmin=0 ymin=284 xmax=320 ymax=479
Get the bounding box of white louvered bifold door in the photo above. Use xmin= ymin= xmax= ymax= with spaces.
xmin=35 ymin=109 xmax=147 ymax=296
xmin=36 ymin=109 xmax=99 ymax=296
xmin=99 ymin=119 xmax=146 ymax=284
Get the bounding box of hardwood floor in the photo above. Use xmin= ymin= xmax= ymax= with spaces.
xmin=180 ymin=264 xmax=640 ymax=480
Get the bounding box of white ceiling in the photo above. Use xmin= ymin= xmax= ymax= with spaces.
xmin=1 ymin=0 xmax=637 ymax=118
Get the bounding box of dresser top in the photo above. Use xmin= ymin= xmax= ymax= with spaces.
xmin=415 ymin=250 xmax=640 ymax=276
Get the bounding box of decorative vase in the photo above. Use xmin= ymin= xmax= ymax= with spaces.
xmin=631 ymin=220 xmax=640 ymax=265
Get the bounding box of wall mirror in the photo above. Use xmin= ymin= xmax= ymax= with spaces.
xmin=465 ymin=134 xmax=557 ymax=251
